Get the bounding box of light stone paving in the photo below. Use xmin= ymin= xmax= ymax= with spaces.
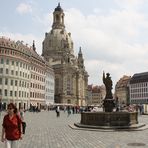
xmin=0 ymin=111 xmax=148 ymax=148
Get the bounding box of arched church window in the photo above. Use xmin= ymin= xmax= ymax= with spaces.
xmin=56 ymin=14 xmax=60 ymax=22
xmin=62 ymin=15 xmax=64 ymax=23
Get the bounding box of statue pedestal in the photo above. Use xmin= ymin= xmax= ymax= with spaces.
xmin=80 ymin=111 xmax=138 ymax=127
xmin=103 ymin=99 xmax=115 ymax=112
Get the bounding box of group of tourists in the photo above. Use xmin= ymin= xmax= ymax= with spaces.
xmin=1 ymin=103 xmax=26 ymax=148
xmin=55 ymin=105 xmax=83 ymax=117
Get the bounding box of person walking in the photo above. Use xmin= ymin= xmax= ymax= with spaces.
xmin=18 ymin=107 xmax=26 ymax=134
xmin=1 ymin=103 xmax=22 ymax=148
xmin=56 ymin=106 xmax=60 ymax=117
xmin=67 ymin=106 xmax=71 ymax=117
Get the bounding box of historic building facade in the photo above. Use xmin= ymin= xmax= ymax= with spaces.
xmin=88 ymin=85 xmax=105 ymax=106
xmin=129 ymin=72 xmax=148 ymax=104
xmin=42 ymin=4 xmax=88 ymax=106
xmin=0 ymin=37 xmax=54 ymax=110
xmin=129 ymin=72 xmax=148 ymax=114
xmin=87 ymin=85 xmax=106 ymax=106
xmin=114 ymin=75 xmax=131 ymax=105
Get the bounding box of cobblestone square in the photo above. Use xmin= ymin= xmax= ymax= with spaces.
xmin=0 ymin=111 xmax=148 ymax=148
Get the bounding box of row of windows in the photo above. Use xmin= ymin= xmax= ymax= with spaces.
xmin=0 ymin=58 xmax=30 ymax=70
xmin=31 ymin=74 xmax=45 ymax=82
xmin=0 ymin=78 xmax=50 ymax=89
xmin=131 ymin=83 xmax=148 ymax=88
xmin=131 ymin=99 xmax=148 ymax=103
xmin=30 ymin=92 xmax=45 ymax=99
xmin=130 ymin=93 xmax=148 ymax=98
xmin=30 ymin=83 xmax=45 ymax=90
xmin=0 ymin=58 xmax=48 ymax=76
xmin=0 ymin=89 xmax=47 ymax=99
xmin=0 ymin=45 xmax=49 ymax=75
xmin=31 ymin=66 xmax=45 ymax=75
xmin=0 ymin=69 xmax=52 ymax=82
xmin=0 ymin=79 xmax=54 ymax=90
xmin=0 ymin=78 xmax=29 ymax=88
xmin=0 ymin=68 xmax=30 ymax=78
xmin=0 ymin=68 xmax=53 ymax=85
xmin=0 ymin=89 xmax=29 ymax=98
xmin=0 ymin=49 xmax=29 ymax=63
xmin=130 ymin=88 xmax=148 ymax=93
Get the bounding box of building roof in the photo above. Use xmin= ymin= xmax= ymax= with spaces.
xmin=130 ymin=72 xmax=148 ymax=84
xmin=0 ymin=36 xmax=45 ymax=64
xmin=116 ymin=75 xmax=131 ymax=88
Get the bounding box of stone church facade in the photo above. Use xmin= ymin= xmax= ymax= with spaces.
xmin=42 ymin=3 xmax=88 ymax=106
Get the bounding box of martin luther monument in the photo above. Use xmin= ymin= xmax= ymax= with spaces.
xmin=74 ymin=71 xmax=141 ymax=129
xmin=103 ymin=72 xmax=115 ymax=112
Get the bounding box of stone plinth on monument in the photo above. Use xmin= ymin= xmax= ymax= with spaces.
xmin=80 ymin=112 xmax=138 ymax=126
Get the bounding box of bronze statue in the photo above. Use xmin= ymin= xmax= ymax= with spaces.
xmin=103 ymin=71 xmax=113 ymax=99
xmin=102 ymin=71 xmax=114 ymax=112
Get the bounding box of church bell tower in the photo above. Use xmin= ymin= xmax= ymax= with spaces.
xmin=42 ymin=4 xmax=89 ymax=106
xmin=52 ymin=3 xmax=65 ymax=30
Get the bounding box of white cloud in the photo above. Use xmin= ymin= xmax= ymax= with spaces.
xmin=32 ymin=13 xmax=52 ymax=32
xmin=114 ymin=0 xmax=144 ymax=10
xmin=62 ymin=7 xmax=148 ymax=85
xmin=16 ymin=3 xmax=32 ymax=14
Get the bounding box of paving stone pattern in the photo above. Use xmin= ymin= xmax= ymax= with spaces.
xmin=0 ymin=111 xmax=148 ymax=148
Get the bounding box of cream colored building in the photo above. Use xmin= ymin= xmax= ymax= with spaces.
xmin=0 ymin=37 xmax=54 ymax=110
xmin=87 ymin=85 xmax=105 ymax=106
xmin=0 ymin=38 xmax=31 ymax=109
xmin=115 ymin=75 xmax=131 ymax=105
xmin=42 ymin=4 xmax=88 ymax=106
xmin=92 ymin=85 xmax=106 ymax=106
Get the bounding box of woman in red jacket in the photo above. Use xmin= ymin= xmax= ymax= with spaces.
xmin=1 ymin=103 xmax=22 ymax=148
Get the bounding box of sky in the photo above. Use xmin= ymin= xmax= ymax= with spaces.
xmin=1 ymin=0 xmax=148 ymax=88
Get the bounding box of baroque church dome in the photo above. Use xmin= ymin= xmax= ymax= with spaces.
xmin=43 ymin=29 xmax=74 ymax=53
xmin=42 ymin=3 xmax=74 ymax=57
